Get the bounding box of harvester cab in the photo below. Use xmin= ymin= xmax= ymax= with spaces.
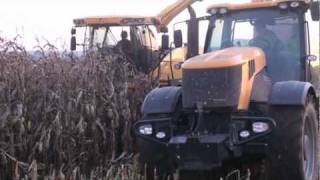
xmin=70 ymin=0 xmax=201 ymax=75
xmin=71 ymin=16 xmax=162 ymax=74
xmin=135 ymin=0 xmax=320 ymax=180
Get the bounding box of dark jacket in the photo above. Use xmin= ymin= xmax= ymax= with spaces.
xmin=116 ymin=39 xmax=134 ymax=59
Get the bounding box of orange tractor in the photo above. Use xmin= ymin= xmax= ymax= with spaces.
xmin=135 ymin=0 xmax=320 ymax=179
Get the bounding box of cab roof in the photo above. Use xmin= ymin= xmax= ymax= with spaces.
xmin=73 ymin=0 xmax=200 ymax=30
xmin=73 ymin=16 xmax=160 ymax=27
xmin=207 ymin=0 xmax=311 ymax=12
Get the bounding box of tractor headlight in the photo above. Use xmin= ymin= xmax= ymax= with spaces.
xmin=279 ymin=2 xmax=289 ymax=9
xmin=209 ymin=8 xmax=218 ymax=15
xmin=208 ymin=8 xmax=228 ymax=15
xmin=139 ymin=124 xmax=153 ymax=135
xmin=240 ymin=130 xmax=250 ymax=138
xmin=290 ymin=1 xmax=300 ymax=8
xmin=252 ymin=122 xmax=269 ymax=133
xmin=219 ymin=8 xmax=228 ymax=14
xmin=156 ymin=131 xmax=166 ymax=139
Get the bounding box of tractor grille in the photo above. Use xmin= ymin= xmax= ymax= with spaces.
xmin=182 ymin=66 xmax=242 ymax=109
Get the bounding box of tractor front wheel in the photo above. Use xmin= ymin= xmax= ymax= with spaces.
xmin=268 ymin=99 xmax=319 ymax=180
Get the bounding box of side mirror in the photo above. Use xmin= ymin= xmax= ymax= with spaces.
xmin=174 ymin=30 xmax=183 ymax=48
xmin=311 ymin=1 xmax=320 ymax=21
xmin=161 ymin=34 xmax=169 ymax=50
xmin=70 ymin=36 xmax=76 ymax=51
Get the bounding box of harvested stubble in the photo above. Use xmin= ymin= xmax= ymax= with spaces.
xmin=0 ymin=39 xmax=153 ymax=180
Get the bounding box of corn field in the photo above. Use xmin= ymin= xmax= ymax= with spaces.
xmin=0 ymin=37 xmax=154 ymax=179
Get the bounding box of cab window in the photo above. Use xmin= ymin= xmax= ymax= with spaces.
xmin=90 ymin=26 xmax=107 ymax=49
xmin=232 ymin=21 xmax=254 ymax=47
xmin=207 ymin=19 xmax=224 ymax=52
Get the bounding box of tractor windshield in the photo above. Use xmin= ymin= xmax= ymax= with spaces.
xmin=206 ymin=9 xmax=304 ymax=82
xmin=89 ymin=26 xmax=126 ymax=49
xmin=87 ymin=25 xmax=160 ymax=74
xmin=89 ymin=25 xmax=159 ymax=49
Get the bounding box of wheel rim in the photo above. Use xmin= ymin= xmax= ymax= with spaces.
xmin=303 ymin=116 xmax=316 ymax=179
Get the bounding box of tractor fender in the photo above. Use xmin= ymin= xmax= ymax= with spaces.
xmin=142 ymin=86 xmax=182 ymax=115
xmin=270 ymin=81 xmax=316 ymax=105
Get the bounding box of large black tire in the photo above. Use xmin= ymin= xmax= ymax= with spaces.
xmin=178 ymin=170 xmax=216 ymax=180
xmin=144 ymin=165 xmax=174 ymax=180
xmin=268 ymin=99 xmax=319 ymax=180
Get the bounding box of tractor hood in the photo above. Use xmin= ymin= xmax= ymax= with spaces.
xmin=182 ymin=47 xmax=267 ymax=110
xmin=182 ymin=47 xmax=266 ymax=70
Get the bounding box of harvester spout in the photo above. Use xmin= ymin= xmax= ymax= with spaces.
xmin=156 ymin=0 xmax=201 ymax=31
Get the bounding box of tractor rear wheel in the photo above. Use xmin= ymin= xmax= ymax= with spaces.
xmin=268 ymin=99 xmax=319 ymax=180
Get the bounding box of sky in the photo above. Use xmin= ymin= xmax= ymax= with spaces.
xmin=0 ymin=0 xmax=318 ymax=55
xmin=0 ymin=0 xmax=247 ymax=49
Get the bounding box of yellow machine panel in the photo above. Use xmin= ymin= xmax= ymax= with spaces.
xmin=183 ymin=47 xmax=266 ymax=110
xmin=183 ymin=47 xmax=265 ymax=70
xmin=73 ymin=16 xmax=158 ymax=27
xmin=155 ymin=47 xmax=187 ymax=86
xmin=74 ymin=0 xmax=201 ymax=31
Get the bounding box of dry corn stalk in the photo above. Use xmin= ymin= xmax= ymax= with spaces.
xmin=0 ymin=37 xmax=154 ymax=179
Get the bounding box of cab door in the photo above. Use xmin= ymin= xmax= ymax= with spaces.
xmin=130 ymin=25 xmax=159 ymax=74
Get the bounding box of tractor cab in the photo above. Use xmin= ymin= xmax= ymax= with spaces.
xmin=205 ymin=0 xmax=319 ymax=83
xmin=71 ymin=16 xmax=161 ymax=74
